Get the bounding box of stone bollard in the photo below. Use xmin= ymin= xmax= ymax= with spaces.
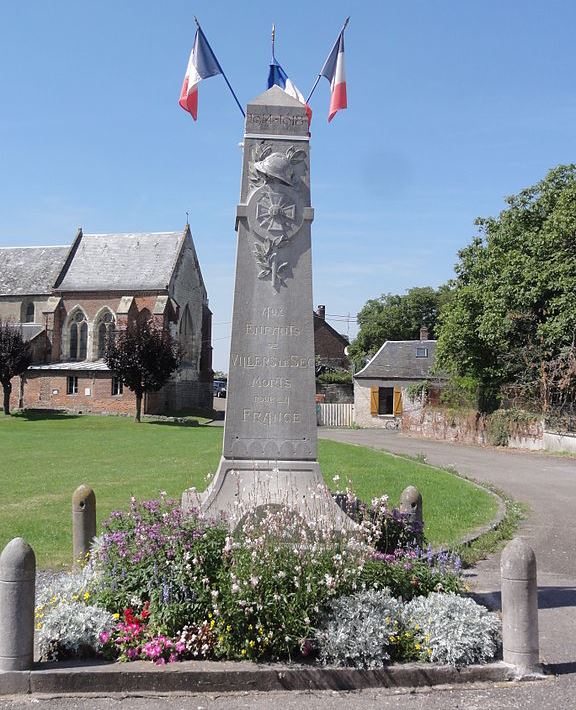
xmin=501 ymin=537 xmax=541 ymax=676
xmin=399 ymin=485 xmax=423 ymax=526
xmin=0 ymin=538 xmax=36 ymax=671
xmin=72 ymin=484 xmax=96 ymax=568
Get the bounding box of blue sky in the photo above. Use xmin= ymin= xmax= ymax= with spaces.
xmin=1 ymin=1 xmax=575 ymax=371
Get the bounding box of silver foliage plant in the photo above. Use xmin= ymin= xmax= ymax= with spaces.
xmin=404 ymin=592 xmax=502 ymax=666
xmin=316 ymin=589 xmax=404 ymax=668
xmin=36 ymin=601 xmax=116 ymax=661
xmin=35 ymin=566 xmax=115 ymax=661
xmin=316 ymin=590 xmax=501 ymax=668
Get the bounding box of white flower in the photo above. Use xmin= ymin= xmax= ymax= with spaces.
xmin=250 ymin=576 xmax=260 ymax=588
xmin=231 ymin=583 xmax=240 ymax=594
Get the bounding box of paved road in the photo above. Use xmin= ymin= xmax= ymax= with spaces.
xmin=319 ymin=428 xmax=576 ymax=670
xmin=0 ymin=677 xmax=572 ymax=710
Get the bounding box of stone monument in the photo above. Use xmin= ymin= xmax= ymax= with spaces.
xmin=183 ymin=86 xmax=351 ymax=529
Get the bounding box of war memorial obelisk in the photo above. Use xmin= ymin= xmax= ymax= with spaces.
xmin=183 ymin=86 xmax=350 ymax=528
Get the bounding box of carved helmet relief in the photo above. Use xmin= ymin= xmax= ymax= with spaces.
xmin=247 ymin=144 xmax=308 ymax=289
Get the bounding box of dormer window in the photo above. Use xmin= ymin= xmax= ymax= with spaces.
xmin=416 ymin=347 xmax=428 ymax=358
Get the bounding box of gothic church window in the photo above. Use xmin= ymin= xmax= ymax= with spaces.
xmin=69 ymin=310 xmax=88 ymax=360
xmin=96 ymin=311 xmax=115 ymax=358
xmin=24 ymin=302 xmax=35 ymax=323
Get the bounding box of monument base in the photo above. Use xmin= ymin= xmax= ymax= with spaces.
xmin=182 ymin=457 xmax=355 ymax=531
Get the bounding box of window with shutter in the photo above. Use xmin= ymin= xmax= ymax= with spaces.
xmin=370 ymin=386 xmax=379 ymax=415
xmin=393 ymin=387 xmax=403 ymax=416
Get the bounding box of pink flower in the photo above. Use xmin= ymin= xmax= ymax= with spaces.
xmin=99 ymin=631 xmax=110 ymax=644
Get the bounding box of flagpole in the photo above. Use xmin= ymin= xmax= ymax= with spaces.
xmin=194 ymin=17 xmax=245 ymax=118
xmin=305 ymin=16 xmax=350 ymax=104
xmin=271 ymin=24 xmax=276 ymax=62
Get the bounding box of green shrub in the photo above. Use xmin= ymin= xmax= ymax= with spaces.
xmin=406 ymin=381 xmax=429 ymax=403
xmin=485 ymin=408 xmax=541 ymax=447
xmin=91 ymin=496 xmax=228 ymax=636
xmin=359 ymin=549 xmax=464 ymax=601
xmin=439 ymin=376 xmax=479 ymax=408
xmin=212 ymin=506 xmax=367 ymax=661
xmin=317 ymin=370 xmax=353 ymax=385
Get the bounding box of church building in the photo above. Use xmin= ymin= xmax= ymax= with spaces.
xmin=0 ymin=226 xmax=212 ymax=415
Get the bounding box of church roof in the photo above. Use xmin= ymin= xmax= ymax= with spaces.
xmin=354 ymin=340 xmax=441 ymax=380
xmin=0 ymin=246 xmax=69 ymax=296
xmin=55 ymin=231 xmax=186 ymax=292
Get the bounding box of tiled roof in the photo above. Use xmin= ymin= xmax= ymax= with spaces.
xmin=55 ymin=231 xmax=186 ymax=292
xmin=30 ymin=360 xmax=110 ymax=372
xmin=354 ymin=340 xmax=441 ymax=380
xmin=20 ymin=324 xmax=45 ymax=342
xmin=0 ymin=246 xmax=69 ymax=296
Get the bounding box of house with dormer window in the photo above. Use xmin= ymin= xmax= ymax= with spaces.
xmin=353 ymin=326 xmax=445 ymax=428
xmin=0 ymin=225 xmax=212 ymax=415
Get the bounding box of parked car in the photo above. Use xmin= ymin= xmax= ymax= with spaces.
xmin=213 ymin=380 xmax=227 ymax=398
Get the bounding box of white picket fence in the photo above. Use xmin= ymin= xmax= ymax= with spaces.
xmin=316 ymin=403 xmax=355 ymax=427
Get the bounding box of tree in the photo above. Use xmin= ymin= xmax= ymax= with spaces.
xmin=436 ymin=164 xmax=576 ymax=413
xmin=348 ymin=286 xmax=451 ymax=370
xmin=0 ymin=320 xmax=32 ymax=415
xmin=105 ymin=318 xmax=182 ymax=422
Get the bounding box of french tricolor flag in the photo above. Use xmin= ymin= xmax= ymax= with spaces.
xmin=319 ymin=30 xmax=347 ymax=122
xmin=179 ymin=28 xmax=222 ymax=120
xmin=268 ymin=59 xmax=312 ymax=123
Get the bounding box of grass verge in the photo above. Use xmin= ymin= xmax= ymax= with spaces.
xmin=0 ymin=413 xmax=498 ymax=568
xmin=454 ymin=490 xmax=528 ymax=567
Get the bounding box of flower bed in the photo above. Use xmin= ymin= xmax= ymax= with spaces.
xmin=35 ymin=494 xmax=501 ymax=668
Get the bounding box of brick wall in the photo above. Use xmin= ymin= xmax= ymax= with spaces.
xmin=12 ymin=369 xmax=213 ymax=417
xmin=313 ymin=317 xmax=349 ymax=369
xmin=20 ymin=371 xmax=137 ymax=415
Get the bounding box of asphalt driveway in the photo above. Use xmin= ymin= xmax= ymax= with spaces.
xmin=319 ymin=428 xmax=576 ymax=670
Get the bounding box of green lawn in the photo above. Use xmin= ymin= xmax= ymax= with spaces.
xmin=0 ymin=412 xmax=497 ymax=568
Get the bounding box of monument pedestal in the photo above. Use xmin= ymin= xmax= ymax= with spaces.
xmin=183 ymin=457 xmax=353 ymax=529
xmin=183 ymin=86 xmax=353 ymax=530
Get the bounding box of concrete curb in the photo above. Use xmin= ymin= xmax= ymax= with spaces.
xmin=0 ymin=660 xmax=525 ymax=696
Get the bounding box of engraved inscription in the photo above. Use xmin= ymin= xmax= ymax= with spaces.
xmin=253 ymin=395 xmax=290 ymax=406
xmin=232 ymin=353 xmax=314 ymax=369
xmin=251 ymin=377 xmax=292 ymax=388
xmin=262 ymin=306 xmax=286 ymax=318
xmin=245 ymin=323 xmax=300 ymax=337
xmin=246 ymin=113 xmax=308 ymax=129
xmin=243 ymin=409 xmax=302 ymax=425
